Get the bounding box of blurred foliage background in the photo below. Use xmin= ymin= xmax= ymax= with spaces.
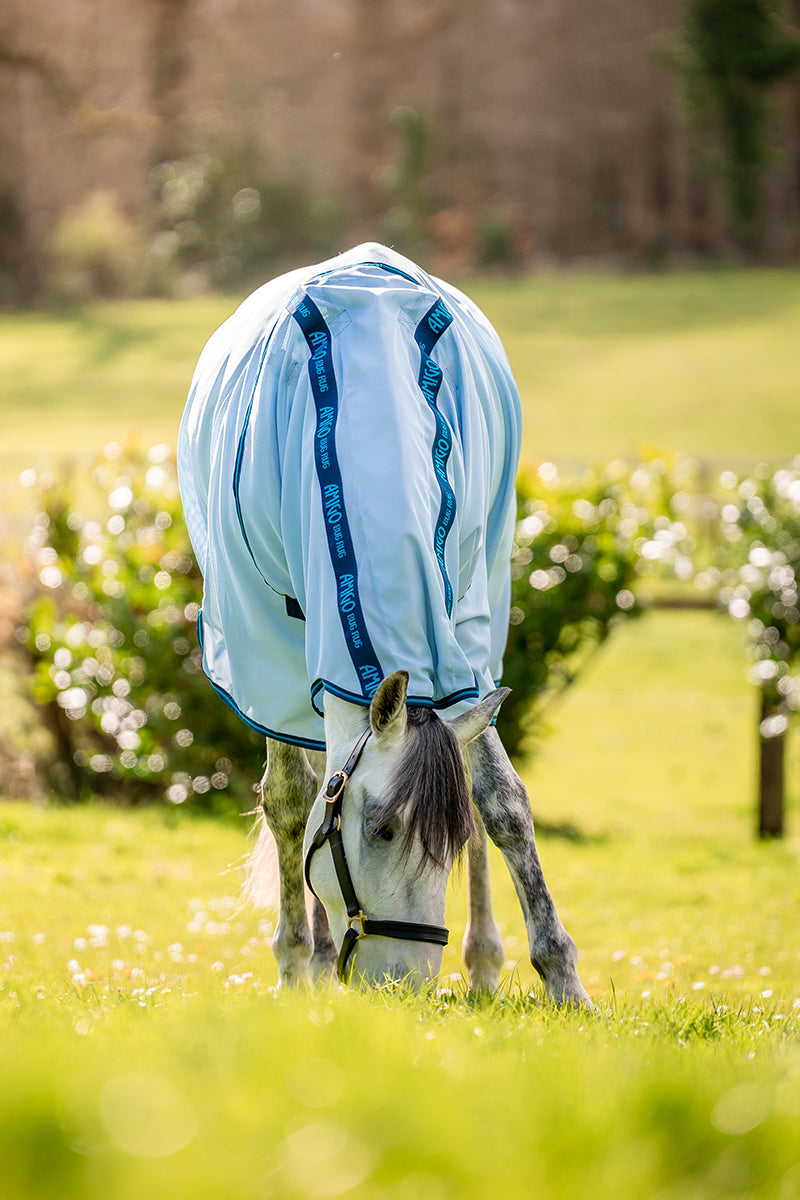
xmin=7 ymin=438 xmax=800 ymax=839
xmin=2 ymin=0 xmax=800 ymax=305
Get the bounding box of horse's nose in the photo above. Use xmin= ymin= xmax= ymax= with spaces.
xmin=384 ymin=960 xmax=414 ymax=985
xmin=367 ymin=960 xmax=417 ymax=988
xmin=352 ymin=958 xmax=414 ymax=987
xmin=351 ymin=938 xmax=444 ymax=988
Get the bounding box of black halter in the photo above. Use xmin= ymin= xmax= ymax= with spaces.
xmin=303 ymin=728 xmax=450 ymax=981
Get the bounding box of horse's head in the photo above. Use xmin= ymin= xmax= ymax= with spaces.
xmin=305 ymin=671 xmax=507 ymax=986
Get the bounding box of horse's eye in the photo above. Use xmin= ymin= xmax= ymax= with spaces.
xmin=379 ymin=826 xmax=394 ymax=843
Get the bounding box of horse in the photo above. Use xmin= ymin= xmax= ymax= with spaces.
xmin=178 ymin=243 xmax=589 ymax=1004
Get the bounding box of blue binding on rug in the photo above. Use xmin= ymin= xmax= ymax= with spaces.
xmin=178 ymin=244 xmax=522 ymax=750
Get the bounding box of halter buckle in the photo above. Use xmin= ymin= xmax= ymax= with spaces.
xmin=347 ymin=911 xmax=368 ymax=939
xmin=325 ymin=772 xmax=347 ymax=801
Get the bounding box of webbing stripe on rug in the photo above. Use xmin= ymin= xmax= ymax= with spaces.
xmin=292 ymin=293 xmax=383 ymax=699
xmin=414 ymin=298 xmax=456 ymax=617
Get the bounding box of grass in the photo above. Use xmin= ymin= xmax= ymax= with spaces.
xmin=2 ymin=269 xmax=800 ymax=1195
xmin=0 ymin=297 xmax=223 ymax=472
xmin=2 ymin=609 xmax=800 ymax=1199
xmin=466 ymin=268 xmax=800 ymax=466
xmin=1 ymin=269 xmax=799 ymax=511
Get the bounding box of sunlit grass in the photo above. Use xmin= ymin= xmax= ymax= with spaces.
xmin=2 ymin=801 xmax=800 ymax=1200
xmin=3 ymin=976 xmax=799 ymax=1200
xmin=0 ymin=296 xmax=231 ymax=514
xmin=2 ymin=609 xmax=800 ymax=1198
xmin=466 ymin=267 xmax=800 ymax=465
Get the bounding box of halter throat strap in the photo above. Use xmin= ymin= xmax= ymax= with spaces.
xmin=303 ymin=727 xmax=449 ymax=981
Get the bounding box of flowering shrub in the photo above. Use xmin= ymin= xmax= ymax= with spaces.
xmin=147 ymin=152 xmax=346 ymax=293
xmin=498 ymin=458 xmax=697 ymax=757
xmin=20 ymin=445 xmax=261 ymax=810
xmin=715 ymin=460 xmax=800 ymax=737
xmin=16 ymin=447 xmax=703 ymax=800
xmin=47 ymin=191 xmax=144 ymax=302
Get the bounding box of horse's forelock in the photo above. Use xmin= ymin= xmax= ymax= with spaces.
xmin=368 ymin=706 xmax=475 ymax=871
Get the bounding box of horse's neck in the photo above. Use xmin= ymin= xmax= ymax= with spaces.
xmin=321 ymin=691 xmax=369 ymax=766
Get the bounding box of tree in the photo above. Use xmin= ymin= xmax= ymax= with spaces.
xmin=149 ymin=0 xmax=192 ymax=165
xmin=0 ymin=37 xmax=152 ymax=298
xmin=682 ymin=0 xmax=800 ymax=248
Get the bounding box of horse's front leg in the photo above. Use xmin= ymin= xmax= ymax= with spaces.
xmin=462 ymin=810 xmax=505 ymax=991
xmin=310 ymin=898 xmax=338 ymax=982
xmin=303 ymin=749 xmax=338 ymax=982
xmin=259 ymin=739 xmax=319 ymax=987
xmin=466 ymin=728 xmax=591 ymax=1007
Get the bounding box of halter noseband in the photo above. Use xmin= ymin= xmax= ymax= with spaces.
xmin=303 ymin=728 xmax=450 ymax=981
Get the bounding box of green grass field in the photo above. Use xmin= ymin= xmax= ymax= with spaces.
xmin=1 ymin=270 xmax=800 ymax=1198
xmin=2 ymin=610 xmax=800 ymax=1199
xmin=466 ymin=268 xmax=800 ymax=467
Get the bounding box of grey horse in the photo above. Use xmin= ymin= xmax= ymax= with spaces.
xmin=178 ymin=243 xmax=589 ymax=1002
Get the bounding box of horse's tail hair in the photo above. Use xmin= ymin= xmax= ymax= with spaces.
xmin=242 ymin=813 xmax=281 ymax=912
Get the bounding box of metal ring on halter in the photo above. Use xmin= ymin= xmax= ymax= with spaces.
xmin=347 ymin=911 xmax=368 ymax=939
xmin=303 ymin=728 xmax=450 ymax=981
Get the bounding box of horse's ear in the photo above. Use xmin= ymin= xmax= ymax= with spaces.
xmin=369 ymin=671 xmax=409 ymax=741
xmin=448 ymin=687 xmax=510 ymax=747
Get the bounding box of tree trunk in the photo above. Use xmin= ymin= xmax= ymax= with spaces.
xmin=350 ymin=0 xmax=390 ymax=218
xmin=40 ymin=699 xmax=83 ymax=801
xmin=150 ymin=0 xmax=191 ymax=164
xmin=758 ymin=693 xmax=785 ymax=838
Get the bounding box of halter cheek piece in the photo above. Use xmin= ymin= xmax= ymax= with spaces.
xmin=303 ymin=728 xmax=450 ymax=981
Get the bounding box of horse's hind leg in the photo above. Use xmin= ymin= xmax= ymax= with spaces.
xmin=462 ymin=810 xmax=505 ymax=991
xmin=466 ymin=728 xmax=591 ymax=1007
xmin=259 ymin=739 xmax=319 ymax=987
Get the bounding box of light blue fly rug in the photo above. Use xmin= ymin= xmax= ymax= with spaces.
xmin=178 ymin=243 xmax=522 ymax=750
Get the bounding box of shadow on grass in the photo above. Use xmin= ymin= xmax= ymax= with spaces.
xmin=532 ymin=814 xmax=608 ymax=844
xmin=72 ymin=308 xmax=154 ymax=364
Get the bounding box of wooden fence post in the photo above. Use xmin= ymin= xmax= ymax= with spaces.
xmin=758 ymin=692 xmax=785 ymax=838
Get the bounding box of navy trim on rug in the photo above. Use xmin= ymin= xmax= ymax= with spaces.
xmin=414 ymin=299 xmax=457 ymax=617
xmin=305 ymin=260 xmax=419 ymax=289
xmin=363 ymin=261 xmax=419 ymax=284
xmin=196 ymin=612 xmax=324 ymax=751
xmin=310 ymin=677 xmax=481 ymax=719
xmin=292 ymin=292 xmax=383 ymax=699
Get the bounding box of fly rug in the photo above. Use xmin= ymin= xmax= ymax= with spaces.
xmin=178 ymin=242 xmax=590 ymax=1004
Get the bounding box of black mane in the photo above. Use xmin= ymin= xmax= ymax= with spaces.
xmin=366 ymin=706 xmax=475 ymax=870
